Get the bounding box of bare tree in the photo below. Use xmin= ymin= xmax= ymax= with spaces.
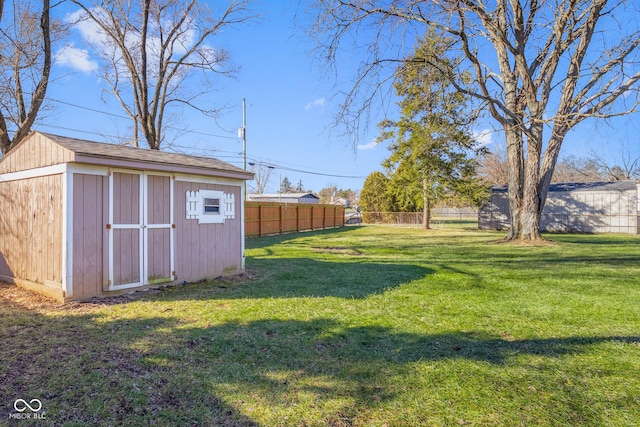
xmin=248 ymin=163 xmax=274 ymax=194
xmin=0 ymin=0 xmax=53 ymax=155
xmin=308 ymin=0 xmax=640 ymax=241
xmin=551 ymin=155 xmax=606 ymax=183
xmin=588 ymin=149 xmax=640 ymax=181
xmin=476 ymin=145 xmax=510 ymax=186
xmin=69 ymin=0 xmax=252 ymax=149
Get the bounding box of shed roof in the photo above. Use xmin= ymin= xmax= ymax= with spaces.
xmin=0 ymin=132 xmax=254 ymax=180
xmin=492 ymin=181 xmax=638 ymax=193
xmin=248 ymin=193 xmax=320 ymax=199
xmin=44 ymin=132 xmax=252 ymax=178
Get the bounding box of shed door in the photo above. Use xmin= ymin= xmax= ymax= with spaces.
xmin=109 ymin=172 xmax=174 ymax=290
xmin=145 ymin=175 xmax=173 ymax=285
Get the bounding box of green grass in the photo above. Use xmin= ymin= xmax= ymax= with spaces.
xmin=1 ymin=226 xmax=639 ymax=426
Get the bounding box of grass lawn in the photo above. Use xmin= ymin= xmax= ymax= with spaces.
xmin=1 ymin=226 xmax=639 ymax=426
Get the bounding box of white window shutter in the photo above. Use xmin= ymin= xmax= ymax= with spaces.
xmin=224 ymin=193 xmax=235 ymax=219
xmin=186 ymin=191 xmax=200 ymax=219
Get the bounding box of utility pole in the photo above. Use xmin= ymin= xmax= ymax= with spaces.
xmin=242 ymin=97 xmax=247 ymax=171
xmin=239 ymin=97 xmax=247 ymax=200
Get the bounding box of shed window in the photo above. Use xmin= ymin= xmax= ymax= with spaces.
xmin=186 ymin=189 xmax=235 ymax=224
xmin=204 ymin=198 xmax=220 ymax=214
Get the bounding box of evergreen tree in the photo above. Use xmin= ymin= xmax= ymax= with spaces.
xmin=280 ymin=176 xmax=293 ymax=193
xmin=379 ymin=33 xmax=487 ymax=229
xmin=359 ymin=171 xmax=392 ymax=223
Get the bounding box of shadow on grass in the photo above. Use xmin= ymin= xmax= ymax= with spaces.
xmin=2 ymin=292 xmax=638 ymax=426
xmin=237 ymin=257 xmax=433 ymax=299
xmin=244 ymin=226 xmax=361 ymax=249
xmin=546 ymin=234 xmax=640 ymax=245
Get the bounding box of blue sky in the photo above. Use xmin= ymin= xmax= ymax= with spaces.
xmin=39 ymin=2 xmax=640 ymax=194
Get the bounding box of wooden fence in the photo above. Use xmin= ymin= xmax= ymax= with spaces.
xmin=245 ymin=202 xmax=345 ymax=237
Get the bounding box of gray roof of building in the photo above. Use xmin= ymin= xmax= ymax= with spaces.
xmin=492 ymin=181 xmax=637 ymax=193
xmin=41 ymin=132 xmax=251 ymax=176
xmin=248 ymin=193 xmax=319 ymax=198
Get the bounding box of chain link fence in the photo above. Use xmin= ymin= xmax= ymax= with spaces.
xmin=355 ymin=208 xmax=479 ymax=228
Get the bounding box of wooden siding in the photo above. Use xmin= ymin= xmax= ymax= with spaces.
xmin=0 ymin=133 xmax=73 ymax=174
xmin=0 ymin=175 xmax=63 ymax=286
xmin=173 ymin=181 xmax=243 ymax=282
xmin=146 ymin=175 xmax=172 ymax=281
xmin=245 ymin=202 xmax=345 ymax=237
xmin=147 ymin=228 xmax=171 ymax=280
xmin=113 ymin=172 xmax=141 ymax=225
xmin=112 ymin=172 xmax=142 ymax=286
xmin=113 ymin=229 xmax=141 ymax=285
xmin=147 ymin=175 xmax=171 ymax=224
xmin=72 ymin=174 xmax=108 ymax=299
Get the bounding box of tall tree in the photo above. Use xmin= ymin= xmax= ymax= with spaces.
xmin=318 ymin=184 xmax=357 ymax=204
xmin=317 ymin=184 xmax=338 ymax=203
xmin=248 ymin=163 xmax=274 ymax=194
xmin=587 ymin=150 xmax=640 ymax=181
xmin=551 ymin=155 xmax=606 ymax=183
xmin=379 ymin=34 xmax=486 ymax=229
xmin=359 ymin=171 xmax=392 ymax=223
xmin=476 ymin=145 xmax=510 ymax=186
xmin=0 ymin=0 xmax=54 ymax=155
xmin=309 ymin=0 xmax=640 ymax=241
xmin=69 ymin=0 xmax=251 ymax=149
xmin=280 ymin=176 xmax=294 ymax=193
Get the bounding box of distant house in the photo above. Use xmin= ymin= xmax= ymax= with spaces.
xmin=330 ymin=196 xmax=351 ymax=208
xmin=0 ymin=132 xmax=253 ymax=301
xmin=247 ymin=193 xmax=320 ymax=204
xmin=479 ymin=181 xmax=639 ymax=234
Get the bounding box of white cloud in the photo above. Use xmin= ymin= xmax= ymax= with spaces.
xmin=55 ymin=45 xmax=98 ymax=73
xmin=64 ymin=7 xmax=204 ymax=76
xmin=472 ymin=128 xmax=495 ymax=147
xmin=66 ymin=9 xmax=110 ymax=47
xmin=305 ymin=97 xmax=326 ymax=111
xmin=357 ymin=139 xmax=379 ymax=150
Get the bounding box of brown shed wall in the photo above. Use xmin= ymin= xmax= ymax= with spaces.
xmin=71 ymin=173 xmax=108 ymax=299
xmin=0 ymin=133 xmax=73 ymax=174
xmin=173 ymin=181 xmax=243 ymax=282
xmin=0 ymin=174 xmax=63 ymax=291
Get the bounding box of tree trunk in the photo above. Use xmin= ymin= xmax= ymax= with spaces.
xmin=423 ymin=199 xmax=431 ymax=229
xmin=422 ymin=178 xmax=431 ymax=229
xmin=519 ymin=124 xmax=545 ymax=240
xmin=504 ymin=124 xmax=524 ymax=240
xmin=0 ymin=0 xmax=50 ymax=155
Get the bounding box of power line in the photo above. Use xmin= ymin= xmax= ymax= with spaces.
xmin=47 ymin=98 xmax=239 ymax=140
xmin=41 ymin=100 xmax=369 ymax=181
xmin=246 ymin=158 xmax=367 ymax=179
xmin=37 ymin=123 xmax=367 ymax=180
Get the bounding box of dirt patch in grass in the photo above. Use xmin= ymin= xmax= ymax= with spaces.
xmin=0 ymin=282 xmax=141 ymax=314
xmin=488 ymin=237 xmax=559 ymax=247
xmin=311 ymin=246 xmax=363 ymax=256
xmin=0 ymin=270 xmax=260 ymax=313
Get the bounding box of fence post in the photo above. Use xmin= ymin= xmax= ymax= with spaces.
xmin=258 ymin=204 xmax=263 ymax=236
xmin=323 ymin=205 xmax=327 ymax=228
xmin=280 ymin=205 xmax=284 ymax=234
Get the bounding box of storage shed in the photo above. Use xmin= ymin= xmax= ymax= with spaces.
xmin=0 ymin=132 xmax=253 ymax=301
xmin=479 ymin=181 xmax=640 ymax=234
